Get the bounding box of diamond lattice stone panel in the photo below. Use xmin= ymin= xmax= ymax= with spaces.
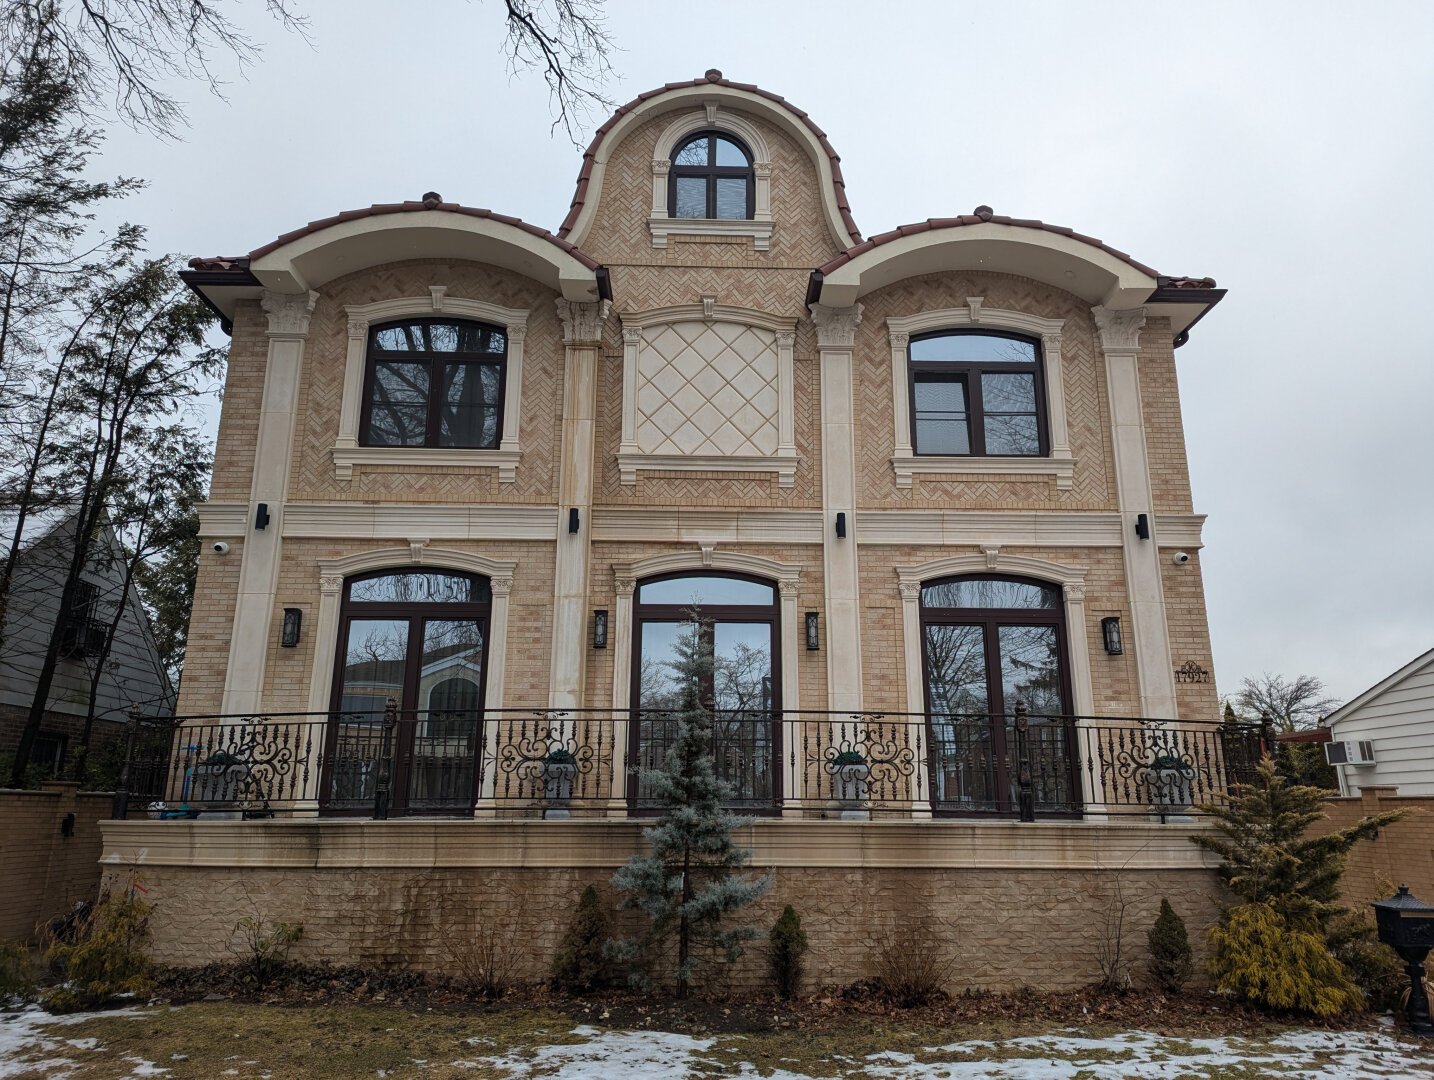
xmin=634 ymin=321 xmax=779 ymax=456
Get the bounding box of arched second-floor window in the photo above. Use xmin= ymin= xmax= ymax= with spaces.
xmin=360 ymin=318 xmax=507 ymax=449
xmin=669 ymin=130 xmax=754 ymax=220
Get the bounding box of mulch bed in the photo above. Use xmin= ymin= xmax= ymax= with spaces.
xmin=150 ymin=962 xmax=1391 ymax=1040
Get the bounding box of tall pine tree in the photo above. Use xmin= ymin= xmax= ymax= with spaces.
xmin=611 ymin=612 xmax=770 ymax=998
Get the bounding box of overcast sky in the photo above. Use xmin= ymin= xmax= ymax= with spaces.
xmin=87 ymin=0 xmax=1434 ymax=707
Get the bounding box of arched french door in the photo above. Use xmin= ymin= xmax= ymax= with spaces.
xmin=322 ymin=569 xmax=490 ymax=815
xmin=920 ymin=575 xmax=1078 ymax=816
xmin=630 ymin=572 xmax=780 ymax=813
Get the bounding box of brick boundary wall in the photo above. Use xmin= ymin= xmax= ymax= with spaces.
xmin=0 ymin=782 xmax=110 ymax=941
xmin=1308 ymin=786 xmax=1434 ymax=908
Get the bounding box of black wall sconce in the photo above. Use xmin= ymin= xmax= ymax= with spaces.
xmin=1134 ymin=512 xmax=1150 ymax=540
xmin=568 ymin=507 xmax=581 ymax=534
xmin=593 ymin=609 xmax=608 ymax=649
xmin=1101 ymin=616 xmax=1123 ymax=655
xmin=60 ymin=812 xmax=75 ymax=838
xmin=805 ymin=611 xmax=820 ymax=651
xmin=254 ymin=502 xmax=271 ymax=530
xmin=280 ymin=607 xmax=302 ymax=648
xmin=834 ymin=512 xmax=847 ymax=539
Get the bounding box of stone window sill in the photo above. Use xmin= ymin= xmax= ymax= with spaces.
xmin=647 ymin=216 xmax=774 ymax=251
xmin=332 ymin=446 xmax=521 ymax=483
xmin=892 ymin=454 xmax=1075 ymax=491
xmin=618 ymin=451 xmax=796 ymax=488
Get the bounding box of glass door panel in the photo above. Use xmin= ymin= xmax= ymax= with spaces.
xmin=330 ymin=617 xmax=408 ymax=807
xmin=635 ymin=621 xmax=686 ymax=805
xmin=712 ymin=621 xmax=774 ymax=807
xmin=409 ymin=618 xmax=484 ymax=810
xmin=996 ymin=623 xmax=1073 ymax=812
xmin=924 ymin=623 xmax=999 ymax=811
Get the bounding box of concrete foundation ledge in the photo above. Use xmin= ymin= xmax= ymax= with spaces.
xmin=99 ymin=817 xmax=1220 ymax=872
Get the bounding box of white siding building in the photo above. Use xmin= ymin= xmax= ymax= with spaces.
xmin=1324 ymin=648 xmax=1434 ymax=796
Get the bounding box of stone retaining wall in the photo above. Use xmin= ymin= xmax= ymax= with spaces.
xmin=100 ymin=819 xmax=1227 ymax=991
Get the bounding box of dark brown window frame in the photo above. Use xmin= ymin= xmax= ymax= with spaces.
xmin=908 ymin=329 xmax=1049 ymax=457
xmin=321 ymin=568 xmax=493 ymax=816
xmin=629 ymin=570 xmax=782 ymax=814
xmin=358 ymin=317 xmax=507 ymax=450
xmin=667 ymin=130 xmax=755 ymax=220
xmin=918 ymin=573 xmax=1076 ymax=817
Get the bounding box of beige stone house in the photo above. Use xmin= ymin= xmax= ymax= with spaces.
xmin=104 ymin=72 xmax=1248 ymax=986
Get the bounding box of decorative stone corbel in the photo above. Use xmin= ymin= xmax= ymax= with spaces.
xmin=556 ymin=299 xmax=612 ymax=346
xmin=1093 ymin=305 xmax=1147 ymax=352
xmin=261 ymin=289 xmax=319 ymax=338
xmin=809 ymin=303 xmax=864 ymax=348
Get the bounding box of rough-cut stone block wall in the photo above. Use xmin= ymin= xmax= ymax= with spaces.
xmin=852 ymin=271 xmax=1119 ymax=511
xmin=109 ymin=861 xmax=1223 ymax=993
xmin=0 ymin=783 xmax=108 ymax=940
xmin=1308 ymin=786 xmax=1434 ymax=907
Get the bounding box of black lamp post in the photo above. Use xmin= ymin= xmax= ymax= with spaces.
xmin=1373 ymin=884 xmax=1434 ymax=1036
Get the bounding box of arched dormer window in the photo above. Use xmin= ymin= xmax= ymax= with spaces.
xmin=668 ymin=130 xmax=754 ymax=220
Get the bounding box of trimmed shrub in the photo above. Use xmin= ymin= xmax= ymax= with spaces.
xmin=551 ymin=885 xmax=613 ymax=993
xmin=766 ymin=905 xmax=808 ymax=1000
xmin=42 ymin=885 xmax=152 ymax=1012
xmin=1207 ymin=902 xmax=1363 ymax=1017
xmin=0 ymin=943 xmax=37 ymax=1002
xmin=1147 ymin=898 xmax=1193 ymax=994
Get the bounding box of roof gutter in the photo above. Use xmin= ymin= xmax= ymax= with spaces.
xmin=179 ymin=267 xmax=261 ymax=336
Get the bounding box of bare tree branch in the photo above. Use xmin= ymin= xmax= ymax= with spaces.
xmin=501 ymin=0 xmax=616 ymax=146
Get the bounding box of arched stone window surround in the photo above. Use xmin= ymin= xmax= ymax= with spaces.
xmin=885 ymin=301 xmax=1073 ymax=491
xmin=609 ymin=548 xmax=802 ymax=810
xmin=648 ymin=106 xmax=775 ymax=250
xmin=332 ymin=291 xmax=530 ymax=482
xmin=894 ymin=551 xmax=1093 ymax=721
xmin=617 ymin=303 xmax=798 ymax=487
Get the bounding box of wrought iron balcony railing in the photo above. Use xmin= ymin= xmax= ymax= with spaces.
xmin=110 ymin=703 xmax=1267 ymax=823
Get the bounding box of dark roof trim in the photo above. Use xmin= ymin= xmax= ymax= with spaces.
xmin=816 ymin=211 xmax=1161 ymax=279
xmin=558 ymin=70 xmax=861 ymax=245
xmin=179 ymin=266 xmax=260 ymax=335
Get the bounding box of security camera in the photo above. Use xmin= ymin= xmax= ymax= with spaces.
xmin=212 ymin=541 xmax=231 ymax=555
xmin=1172 ymin=551 xmax=1191 ymax=565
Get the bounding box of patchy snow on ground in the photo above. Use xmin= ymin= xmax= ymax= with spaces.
xmin=0 ymin=1006 xmax=153 ymax=1079
xmin=462 ymin=1025 xmax=717 ymax=1078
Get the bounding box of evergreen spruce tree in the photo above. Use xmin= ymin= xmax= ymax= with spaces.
xmin=1192 ymin=756 xmax=1401 ymax=933
xmin=767 ymin=904 xmax=808 ymax=1000
xmin=1193 ymin=755 xmax=1402 ymax=1015
xmin=550 ymin=884 xmax=613 ymax=993
xmin=1146 ymin=898 xmax=1193 ymax=994
xmin=610 ymin=613 xmax=771 ymax=998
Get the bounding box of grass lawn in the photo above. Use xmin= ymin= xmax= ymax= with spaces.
xmin=2 ymin=1001 xmax=1432 ymax=1079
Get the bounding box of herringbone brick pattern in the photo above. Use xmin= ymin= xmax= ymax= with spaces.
xmin=579 ymin=110 xmax=847 ymax=268
xmin=851 ymin=271 xmax=1117 ymax=510
xmin=291 ymin=261 xmax=566 ymax=504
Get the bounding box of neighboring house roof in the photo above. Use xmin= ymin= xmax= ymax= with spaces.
xmin=557 ymin=69 xmax=861 ymax=246
xmin=1324 ymin=646 xmax=1434 ymax=727
xmin=0 ymin=507 xmax=72 ymax=556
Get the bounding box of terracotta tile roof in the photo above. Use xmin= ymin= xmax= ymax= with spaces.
xmin=189 ymin=194 xmax=602 ymax=273
xmin=816 ymin=207 xmax=1164 ymax=280
xmin=557 ymin=70 xmax=862 ymax=244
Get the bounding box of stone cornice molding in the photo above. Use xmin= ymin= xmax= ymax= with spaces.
xmin=316 ymin=545 xmax=517 ymax=583
xmin=1092 ymin=305 xmax=1147 ymax=352
xmin=619 ymin=303 xmax=796 ymax=335
xmin=809 ymin=302 xmax=863 ymax=348
xmin=556 ymin=298 xmax=612 ymax=345
xmin=894 ymin=551 xmax=1087 ymax=590
xmin=885 ymin=302 xmax=1065 ymax=340
xmin=261 ymin=289 xmax=319 ymax=338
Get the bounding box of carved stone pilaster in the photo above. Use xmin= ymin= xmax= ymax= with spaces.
xmin=775 ymin=330 xmax=796 ymax=349
xmin=652 ymin=159 xmax=671 ymax=176
xmin=1065 ymin=582 xmax=1086 ymax=603
xmin=888 ymin=330 xmax=909 ymax=350
xmin=898 ymin=581 xmax=921 ymax=600
xmin=556 ymin=299 xmax=612 ymax=345
xmin=490 ymin=576 xmax=514 ymax=596
xmin=809 ymin=302 xmax=864 ymax=348
xmin=778 ymin=580 xmax=799 ymax=597
xmin=614 ymin=577 xmax=636 ymax=596
xmin=1092 ymin=306 xmax=1146 ymax=352
xmin=262 ymin=289 xmax=319 ymax=338
xmin=319 ymin=575 xmax=344 ymax=595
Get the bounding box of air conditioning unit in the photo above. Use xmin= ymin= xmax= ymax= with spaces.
xmin=1325 ymin=740 xmax=1376 ymax=767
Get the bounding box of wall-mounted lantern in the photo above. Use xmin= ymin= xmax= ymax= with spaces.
xmin=835 ymin=512 xmax=847 ymax=539
xmin=1134 ymin=512 xmax=1150 ymax=540
xmin=567 ymin=508 xmax=581 ymax=534
xmin=805 ymin=611 xmax=820 ymax=651
xmin=592 ymin=609 xmax=609 ymax=649
xmin=1101 ymin=616 xmax=1123 ymax=656
xmin=280 ymin=607 xmax=302 ymax=648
